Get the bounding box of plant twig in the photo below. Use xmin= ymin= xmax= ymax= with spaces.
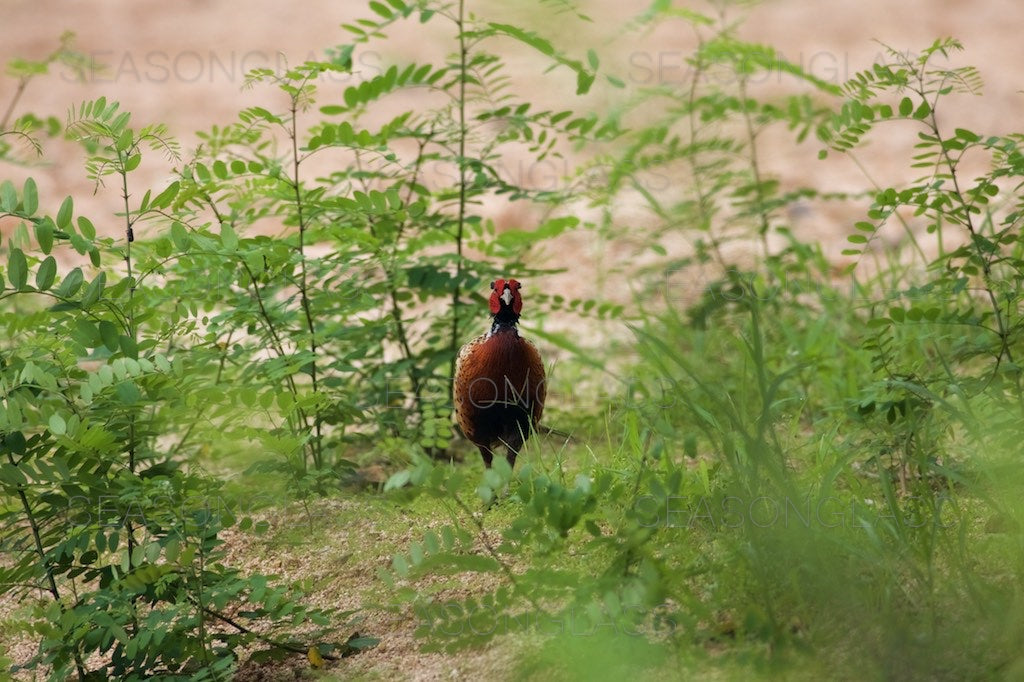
xmin=289 ymin=98 xmax=324 ymax=470
xmin=449 ymin=0 xmax=469 ymax=405
xmin=7 ymin=450 xmax=89 ymax=680
xmin=194 ymin=600 xmax=347 ymax=661
xmin=0 ymin=78 xmax=28 ymax=131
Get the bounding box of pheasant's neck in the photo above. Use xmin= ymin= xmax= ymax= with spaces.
xmin=488 ymin=314 xmax=519 ymax=338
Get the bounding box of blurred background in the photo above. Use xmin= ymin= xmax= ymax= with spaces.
xmin=4 ymin=0 xmax=1023 ymax=258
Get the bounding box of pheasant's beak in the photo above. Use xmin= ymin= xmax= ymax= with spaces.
xmin=500 ymin=287 xmax=513 ymax=307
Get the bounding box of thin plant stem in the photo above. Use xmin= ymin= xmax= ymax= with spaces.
xmin=290 ymin=99 xmax=323 ymax=469
xmin=449 ymin=0 xmax=468 ymax=406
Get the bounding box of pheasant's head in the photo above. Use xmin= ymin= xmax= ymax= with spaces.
xmin=489 ymin=278 xmax=523 ymax=323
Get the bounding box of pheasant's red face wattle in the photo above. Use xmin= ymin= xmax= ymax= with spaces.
xmin=510 ymin=279 xmax=523 ymax=314
xmin=489 ymin=278 xmax=523 ymax=315
xmin=489 ymin=279 xmax=505 ymax=313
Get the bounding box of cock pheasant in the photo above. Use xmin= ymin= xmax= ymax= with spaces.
xmin=454 ymin=278 xmax=546 ymax=469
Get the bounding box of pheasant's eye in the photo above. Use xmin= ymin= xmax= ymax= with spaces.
xmin=490 ymin=281 xmax=496 ymax=290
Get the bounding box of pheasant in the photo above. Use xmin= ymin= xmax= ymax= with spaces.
xmin=454 ymin=278 xmax=546 ymax=469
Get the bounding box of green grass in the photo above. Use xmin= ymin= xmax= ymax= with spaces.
xmin=281 ymin=262 xmax=1024 ymax=680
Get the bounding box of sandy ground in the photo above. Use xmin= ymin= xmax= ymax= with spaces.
xmin=3 ymin=1 xmax=1023 ymax=679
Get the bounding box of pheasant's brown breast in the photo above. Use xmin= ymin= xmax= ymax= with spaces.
xmin=454 ymin=329 xmax=546 ymax=449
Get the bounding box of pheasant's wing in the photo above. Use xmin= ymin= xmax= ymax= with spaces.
xmin=453 ymin=334 xmax=485 ymax=441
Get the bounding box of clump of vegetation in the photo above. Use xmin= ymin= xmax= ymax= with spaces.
xmin=2 ymin=1 xmax=1023 ymax=679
